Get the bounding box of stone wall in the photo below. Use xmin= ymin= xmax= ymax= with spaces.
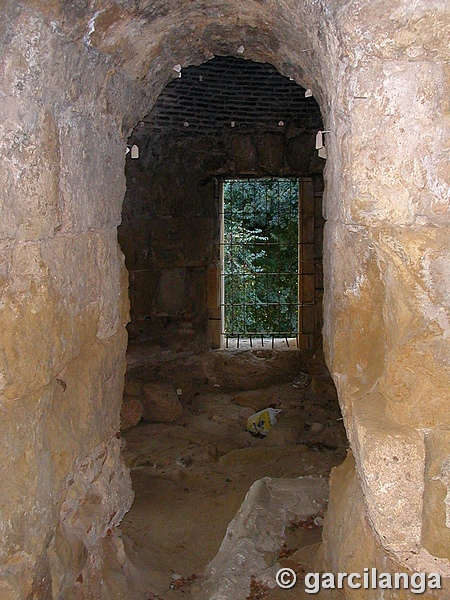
xmin=119 ymin=124 xmax=324 ymax=349
xmin=0 ymin=3 xmax=148 ymax=597
xmin=0 ymin=0 xmax=449 ymax=597
xmin=324 ymin=453 xmax=450 ymax=597
xmin=322 ymin=7 xmax=450 ymax=579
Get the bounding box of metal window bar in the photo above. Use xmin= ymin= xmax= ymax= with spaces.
xmin=220 ymin=177 xmax=314 ymax=348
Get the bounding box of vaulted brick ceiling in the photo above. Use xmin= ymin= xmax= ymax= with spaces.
xmin=135 ymin=56 xmax=322 ymax=140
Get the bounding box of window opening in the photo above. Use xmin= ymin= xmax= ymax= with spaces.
xmin=221 ymin=177 xmax=312 ymax=348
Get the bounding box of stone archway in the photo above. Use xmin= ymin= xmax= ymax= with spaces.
xmin=0 ymin=1 xmax=449 ymax=598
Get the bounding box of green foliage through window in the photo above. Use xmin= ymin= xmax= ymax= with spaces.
xmin=222 ymin=178 xmax=299 ymax=336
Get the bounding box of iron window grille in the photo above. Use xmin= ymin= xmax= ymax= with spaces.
xmin=220 ymin=177 xmax=311 ymax=348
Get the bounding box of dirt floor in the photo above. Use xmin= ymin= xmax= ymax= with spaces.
xmin=120 ymin=344 xmax=348 ymax=599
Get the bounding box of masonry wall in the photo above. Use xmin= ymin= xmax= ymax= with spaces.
xmin=0 ymin=5 xmax=148 ymax=598
xmin=322 ymin=48 xmax=450 ymax=588
xmin=119 ymin=127 xmax=324 ymax=349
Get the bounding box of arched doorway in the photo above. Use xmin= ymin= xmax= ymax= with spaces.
xmin=1 ymin=2 xmax=448 ymax=597
xmin=117 ymin=55 xmax=348 ymax=596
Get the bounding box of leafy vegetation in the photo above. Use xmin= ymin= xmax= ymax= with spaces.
xmin=223 ymin=178 xmax=299 ymax=336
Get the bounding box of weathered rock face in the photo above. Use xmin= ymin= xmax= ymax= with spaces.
xmin=0 ymin=0 xmax=449 ymax=597
xmin=197 ymin=476 xmax=329 ymax=600
xmin=323 ymin=453 xmax=450 ymax=598
xmin=321 ymin=3 xmax=450 ymax=578
xmin=0 ymin=2 xmax=145 ymax=597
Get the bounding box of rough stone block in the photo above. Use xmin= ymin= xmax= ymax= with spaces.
xmin=230 ymin=134 xmax=257 ymax=173
xmin=120 ymin=396 xmax=144 ymax=431
xmin=47 ymin=523 xmax=87 ymax=598
xmin=286 ymin=133 xmax=316 ymax=173
xmin=324 ymin=222 xmax=386 ymax=394
xmin=59 ymin=329 xmax=128 ymax=444
xmin=349 ymin=394 xmax=425 ymax=554
xmin=213 ymin=349 xmax=306 ymax=391
xmin=153 ymin=267 xmax=185 ymax=315
xmin=0 ymin=104 xmax=61 ymax=241
xmin=0 ymin=230 xmax=129 ymax=402
xmin=375 ymin=226 xmax=450 ymax=428
xmin=255 ymin=132 xmax=285 ymax=172
xmin=198 ymin=476 xmax=328 ymax=600
xmin=186 ymin=266 xmax=207 ymax=322
xmin=60 ymin=435 xmax=133 ymax=549
xmin=232 ymin=386 xmax=284 ymax=412
xmin=0 ymin=384 xmax=55 ymax=564
xmin=324 ymin=452 xmax=450 ymax=598
xmin=142 ymin=382 xmax=183 ymax=422
xmin=129 ymin=267 xmax=160 ymax=319
xmin=58 ymin=111 xmax=125 ymax=233
xmin=324 ymin=452 xmax=378 ymax=577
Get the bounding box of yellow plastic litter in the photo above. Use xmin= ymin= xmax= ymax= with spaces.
xmin=246 ymin=408 xmax=281 ymax=436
